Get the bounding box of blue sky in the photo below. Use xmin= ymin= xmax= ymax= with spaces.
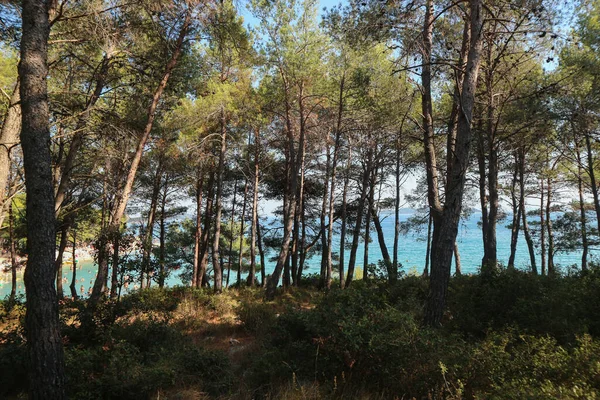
xmin=238 ymin=0 xmax=345 ymax=30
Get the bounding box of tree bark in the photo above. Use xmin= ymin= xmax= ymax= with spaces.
xmin=338 ymin=148 xmax=350 ymax=289
xmin=540 ymin=179 xmax=546 ymax=275
xmin=0 ymin=82 xmax=21 ymax=231
xmin=70 ymin=228 xmax=78 ymax=299
xmin=19 ymin=0 xmax=66 ymax=396
xmin=424 ymin=0 xmax=484 ymax=327
xmin=237 ymin=179 xmax=249 ymax=286
xmin=519 ymin=149 xmax=537 ymax=274
xmin=8 ymin=200 xmax=17 ymax=306
xmin=508 ymin=152 xmax=521 ymax=269
xmin=346 ymin=154 xmax=370 ymax=288
xmin=584 ymin=132 xmax=600 ymax=234
xmin=192 ymin=169 xmax=204 ymax=287
xmin=248 ymin=128 xmax=260 ymax=286
xmin=198 ymin=172 xmax=215 ymax=288
xmin=319 ymin=145 xmax=331 ymax=288
xmin=226 ymin=178 xmax=239 ymax=288
xmin=576 ymin=140 xmax=588 ymax=272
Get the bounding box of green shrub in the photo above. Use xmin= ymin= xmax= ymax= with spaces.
xmin=237 ymin=300 xmax=278 ymax=334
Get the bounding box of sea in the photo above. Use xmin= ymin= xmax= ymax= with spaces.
xmin=0 ymin=210 xmax=595 ymax=298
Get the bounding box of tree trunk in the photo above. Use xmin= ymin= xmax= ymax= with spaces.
xmin=546 ymin=173 xmax=555 ymax=275
xmin=110 ymin=234 xmax=119 ymax=297
xmin=423 ymin=212 xmax=432 ymax=276
xmin=198 ymin=172 xmax=215 ymax=288
xmin=454 ymin=242 xmax=462 ymax=275
xmin=338 ymin=148 xmax=350 ymax=289
xmin=70 ymin=228 xmax=78 ymax=299
xmin=519 ymin=149 xmax=537 ymax=274
xmin=192 ymin=170 xmax=204 ymax=287
xmin=256 ymin=214 xmax=266 ymax=287
xmin=266 ymin=86 xmax=301 ymax=299
xmin=249 ymin=129 xmax=260 ymax=286
xmin=585 ymin=132 xmax=600 ymax=234
xmin=237 ymin=179 xmax=249 ymax=286
xmin=371 ymin=206 xmax=393 ymax=280
xmin=576 ymin=141 xmax=588 ymax=272
xmin=90 ymin=11 xmax=191 ymax=303
xmin=540 ymin=179 xmax=546 ymax=275
xmin=319 ymin=146 xmax=331 ymax=288
xmin=363 ymin=164 xmax=375 ymax=281
xmin=0 ymin=82 xmax=21 ymax=231
xmin=424 ymin=0 xmax=484 ymax=327
xmin=141 ymin=160 xmax=163 ymax=289
xmin=8 ymin=200 xmax=17 ymax=306
xmin=508 ymin=152 xmax=521 ymax=269
xmin=55 ymin=220 xmax=70 ymax=298
xmin=19 ymin=0 xmax=66 ymax=395
xmin=212 ymin=107 xmax=228 ymax=293
xmin=158 ymin=178 xmax=168 ymax=288
xmin=346 ymin=156 xmax=370 ymax=287
xmin=226 ymin=178 xmax=239 ymax=288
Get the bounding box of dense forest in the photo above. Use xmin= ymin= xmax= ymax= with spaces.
xmin=2 ymin=0 xmax=600 ymax=398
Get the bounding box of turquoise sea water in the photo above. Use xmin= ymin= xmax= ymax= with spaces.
xmin=0 ymin=211 xmax=595 ymax=298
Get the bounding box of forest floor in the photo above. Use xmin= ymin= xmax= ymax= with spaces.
xmin=3 ymin=270 xmax=600 ymax=399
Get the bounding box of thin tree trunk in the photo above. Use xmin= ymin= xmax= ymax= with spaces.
xmin=266 ymin=86 xmax=300 ymax=299
xmin=90 ymin=12 xmax=191 ymax=303
xmin=70 ymin=228 xmax=78 ymax=299
xmin=576 ymin=141 xmax=588 ymax=272
xmin=256 ymin=214 xmax=266 ymax=287
xmin=363 ymin=164 xmax=375 ymax=281
xmin=110 ymin=234 xmax=119 ymax=297
xmin=237 ymin=179 xmax=249 ymax=286
xmin=454 ymin=242 xmax=461 ymax=275
xmin=0 ymin=82 xmax=21 ymax=231
xmin=19 ymin=0 xmax=65 ymax=395
xmin=423 ymin=212 xmax=432 ymax=276
xmin=371 ymin=206 xmax=393 ymax=279
xmin=338 ymin=148 xmax=350 ymax=289
xmin=248 ymin=128 xmax=260 ymax=286
xmin=326 ymin=73 xmax=345 ymax=290
xmin=192 ymin=170 xmax=204 ymax=287
xmin=508 ymin=152 xmax=521 ymax=269
xmin=198 ymin=172 xmax=215 ymax=288
xmin=212 ymin=108 xmax=228 ymax=293
xmin=158 ymin=178 xmax=168 ymax=288
xmin=519 ymin=149 xmax=537 ymax=274
xmin=8 ymin=200 xmax=17 ymax=306
xmin=320 ymin=146 xmax=331 ymax=288
xmin=585 ymin=132 xmax=600 ymax=234
xmin=546 ymin=172 xmax=555 ymax=275
xmin=226 ymin=178 xmax=239 ymax=288
xmin=141 ymin=160 xmax=163 ymax=289
xmin=540 ymin=179 xmax=546 ymax=275
xmin=346 ymin=156 xmax=370 ymax=287
xmin=55 ymin=221 xmax=70 ymax=298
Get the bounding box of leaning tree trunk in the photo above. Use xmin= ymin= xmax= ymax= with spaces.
xmin=585 ymin=132 xmax=600 ymax=234
xmin=90 ymin=11 xmax=191 ymax=303
xmin=19 ymin=0 xmax=66 ymax=396
xmin=346 ymin=156 xmax=370 ymax=288
xmin=424 ymin=0 xmax=484 ymax=327
xmin=545 ymin=172 xmax=555 ymax=275
xmin=0 ymin=82 xmax=21 ymax=230
xmin=575 ymin=140 xmax=588 ymax=272
xmin=540 ymin=179 xmax=546 ymax=276
xmin=70 ymin=228 xmax=78 ymax=299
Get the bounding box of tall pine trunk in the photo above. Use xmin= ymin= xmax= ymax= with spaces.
xmin=20 ymin=0 xmax=66 ymax=395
